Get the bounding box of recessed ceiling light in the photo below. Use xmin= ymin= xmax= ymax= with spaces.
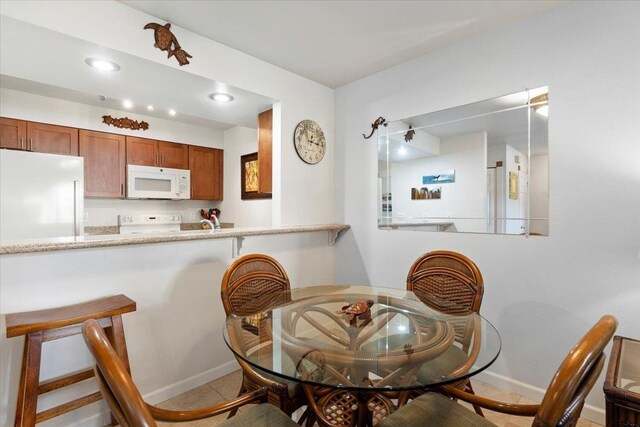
xmin=122 ymin=99 xmax=133 ymax=109
xmin=398 ymin=147 xmax=407 ymax=155
xmin=210 ymin=93 xmax=234 ymax=103
xmin=147 ymin=105 xmax=154 ymax=111
xmin=168 ymin=109 xmax=177 ymax=117
xmin=85 ymin=58 xmax=120 ymax=72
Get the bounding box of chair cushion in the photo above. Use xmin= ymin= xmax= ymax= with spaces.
xmin=221 ymin=403 xmax=298 ymax=427
xmin=379 ymin=393 xmax=496 ymax=427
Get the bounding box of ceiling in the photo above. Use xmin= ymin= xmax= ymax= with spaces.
xmin=0 ymin=16 xmax=276 ymax=130
xmin=120 ymin=0 xmax=564 ymax=88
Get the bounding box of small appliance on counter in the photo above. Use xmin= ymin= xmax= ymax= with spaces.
xmin=118 ymin=214 xmax=182 ymax=234
xmin=0 ymin=150 xmax=84 ymax=241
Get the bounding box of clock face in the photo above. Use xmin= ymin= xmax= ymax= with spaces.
xmin=294 ymin=120 xmax=326 ymax=164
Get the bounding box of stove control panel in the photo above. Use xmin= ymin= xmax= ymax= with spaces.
xmin=118 ymin=214 xmax=182 ymax=226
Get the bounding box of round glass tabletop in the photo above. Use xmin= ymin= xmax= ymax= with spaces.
xmin=223 ymin=285 xmax=500 ymax=392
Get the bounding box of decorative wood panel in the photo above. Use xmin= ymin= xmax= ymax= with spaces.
xmin=0 ymin=117 xmax=27 ymax=150
xmin=27 ymin=122 xmax=78 ymax=156
xmin=189 ymin=146 xmax=223 ymax=200
xmin=79 ymin=130 xmax=126 ymax=198
xmin=158 ymin=141 xmax=188 ymax=169
xmin=126 ymin=137 xmax=157 ymax=166
xmin=258 ymin=109 xmax=273 ymax=194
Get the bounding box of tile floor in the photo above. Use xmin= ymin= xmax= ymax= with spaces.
xmin=152 ymin=369 xmax=602 ymax=427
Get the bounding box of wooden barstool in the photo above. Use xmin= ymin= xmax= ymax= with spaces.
xmin=5 ymin=294 xmax=136 ymax=426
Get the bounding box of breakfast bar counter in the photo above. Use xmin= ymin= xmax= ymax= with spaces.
xmin=0 ymin=224 xmax=350 ymax=255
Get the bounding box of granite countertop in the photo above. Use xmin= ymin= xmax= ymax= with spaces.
xmin=83 ymin=223 xmax=235 ymax=236
xmin=378 ymin=220 xmax=454 ymax=228
xmin=0 ymin=224 xmax=351 ymax=255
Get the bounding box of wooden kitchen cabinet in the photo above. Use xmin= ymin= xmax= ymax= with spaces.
xmin=126 ymin=136 xmax=157 ymax=166
xmin=0 ymin=117 xmax=27 ymax=150
xmin=189 ymin=146 xmax=223 ymax=200
xmin=258 ymin=109 xmax=273 ymax=194
xmin=126 ymin=137 xmax=189 ymax=169
xmin=27 ymin=122 xmax=78 ymax=155
xmin=158 ymin=141 xmax=189 ymax=169
xmin=80 ymin=130 xmax=126 ymax=198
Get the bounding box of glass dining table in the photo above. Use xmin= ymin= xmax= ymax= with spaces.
xmin=223 ymin=285 xmax=501 ymax=427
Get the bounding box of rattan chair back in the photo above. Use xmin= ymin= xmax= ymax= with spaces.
xmin=82 ymin=319 xmax=156 ymax=427
xmin=406 ymin=250 xmax=484 ymax=315
xmin=534 ymin=315 xmax=617 ymax=427
xmin=221 ymin=254 xmax=291 ymax=317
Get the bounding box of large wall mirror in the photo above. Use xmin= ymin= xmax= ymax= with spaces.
xmin=378 ymin=87 xmax=549 ymax=235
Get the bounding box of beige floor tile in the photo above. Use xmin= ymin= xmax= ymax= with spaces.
xmin=208 ymin=369 xmax=244 ymax=400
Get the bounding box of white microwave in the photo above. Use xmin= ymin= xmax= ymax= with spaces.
xmin=127 ymin=165 xmax=190 ymax=200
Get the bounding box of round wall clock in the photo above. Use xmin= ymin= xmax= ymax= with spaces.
xmin=293 ymin=120 xmax=326 ymax=164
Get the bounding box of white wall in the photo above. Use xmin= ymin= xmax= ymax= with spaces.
xmin=390 ymin=132 xmax=486 ymax=232
xmin=220 ymin=126 xmax=272 ymax=228
xmin=335 ymin=1 xmax=640 ymax=422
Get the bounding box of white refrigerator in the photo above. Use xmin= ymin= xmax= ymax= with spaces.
xmin=0 ymin=150 xmax=84 ymax=241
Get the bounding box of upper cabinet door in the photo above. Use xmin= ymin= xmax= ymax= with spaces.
xmin=126 ymin=136 xmax=158 ymax=166
xmin=158 ymin=141 xmax=189 ymax=169
xmin=0 ymin=117 xmax=27 ymax=150
xmin=258 ymin=109 xmax=273 ymax=194
xmin=189 ymin=146 xmax=223 ymax=200
xmin=27 ymin=122 xmax=78 ymax=155
xmin=79 ymin=130 xmax=126 ymax=198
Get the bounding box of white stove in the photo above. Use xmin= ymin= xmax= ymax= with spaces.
xmin=118 ymin=214 xmax=182 ymax=234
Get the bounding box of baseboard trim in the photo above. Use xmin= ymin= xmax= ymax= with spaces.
xmin=473 ymin=369 xmax=605 ymax=425
xmin=65 ymin=359 xmax=240 ymax=427
xmin=143 ymin=359 xmax=240 ymax=404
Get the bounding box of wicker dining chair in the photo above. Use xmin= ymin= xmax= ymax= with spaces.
xmin=220 ymin=253 xmax=306 ymax=418
xmin=379 ymin=315 xmax=618 ymax=427
xmin=406 ymin=250 xmax=485 ymax=414
xmin=81 ymin=319 xmax=299 ymax=427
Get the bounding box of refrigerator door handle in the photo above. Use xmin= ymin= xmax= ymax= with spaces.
xmin=73 ymin=180 xmax=81 ymax=237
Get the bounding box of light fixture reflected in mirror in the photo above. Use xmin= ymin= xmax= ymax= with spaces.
xmin=531 ymin=93 xmax=548 ymax=117
xmin=122 ymin=99 xmax=133 ymax=109
xmin=168 ymin=109 xmax=177 ymax=116
xmin=85 ymin=57 xmax=120 ymax=72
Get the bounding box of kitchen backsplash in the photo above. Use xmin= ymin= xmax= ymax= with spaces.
xmin=84 ymin=198 xmax=221 ymax=226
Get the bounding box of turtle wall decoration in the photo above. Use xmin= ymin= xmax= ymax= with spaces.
xmin=102 ymin=115 xmax=149 ymax=131
xmin=144 ymin=22 xmax=192 ymax=66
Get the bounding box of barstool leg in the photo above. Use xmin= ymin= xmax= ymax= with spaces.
xmin=105 ymin=315 xmax=130 ymax=426
xmin=15 ymin=332 xmax=43 ymax=427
